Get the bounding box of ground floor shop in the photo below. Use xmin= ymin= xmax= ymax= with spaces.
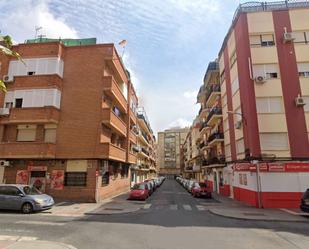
xmin=2 ymin=159 xmax=131 ymax=202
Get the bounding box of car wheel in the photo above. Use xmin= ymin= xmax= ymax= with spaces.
xmin=22 ymin=203 xmax=33 ymax=214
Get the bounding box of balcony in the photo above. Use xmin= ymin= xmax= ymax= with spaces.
xmin=0 ymin=142 xmax=56 ymax=159
xmin=199 ymin=121 xmax=211 ymax=136
xmin=138 ymin=131 xmax=149 ymax=145
xmin=207 ymin=132 xmax=224 ymax=147
xmin=129 ymin=131 xmax=137 ymax=144
xmin=99 ymin=143 xmax=126 ymax=162
xmin=102 ymin=108 xmax=127 ymax=137
xmin=9 ymin=74 xmax=62 ymax=90
xmin=130 ymin=110 xmax=137 ymax=124
xmin=205 ymin=84 xmax=221 ymax=107
xmin=128 ymin=153 xmax=137 ymax=164
xmin=0 ymin=106 xmax=60 ymax=124
xmin=103 ymin=76 xmax=127 ymax=113
xmin=206 ymin=107 xmax=222 ymax=126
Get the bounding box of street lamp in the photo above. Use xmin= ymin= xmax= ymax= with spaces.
xmin=227 ymin=110 xmax=247 ymax=125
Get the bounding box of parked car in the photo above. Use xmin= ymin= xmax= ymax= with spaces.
xmin=191 ymin=182 xmax=212 ymax=198
xmin=186 ymin=180 xmax=196 ymax=192
xmin=300 ymin=188 xmax=309 ymax=212
xmin=144 ymin=181 xmax=154 ymax=195
xmin=0 ymin=184 xmax=54 ymax=214
xmin=129 ymin=183 xmax=149 ymax=200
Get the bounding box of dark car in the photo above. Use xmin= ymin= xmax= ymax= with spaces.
xmin=0 ymin=184 xmax=54 ymax=214
xmin=300 ymin=189 xmax=309 ymax=212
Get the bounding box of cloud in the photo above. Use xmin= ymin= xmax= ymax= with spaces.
xmin=0 ymin=0 xmax=78 ymax=43
xmin=168 ymin=118 xmax=191 ymax=129
xmin=183 ymin=90 xmax=198 ymax=99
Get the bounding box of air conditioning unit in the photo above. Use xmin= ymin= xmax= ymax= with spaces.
xmin=0 ymin=108 xmax=10 ymax=116
xmin=0 ymin=160 xmax=10 ymax=167
xmin=254 ymin=76 xmax=266 ymax=84
xmin=2 ymin=75 xmax=13 ymax=83
xmin=295 ymin=96 xmax=306 ymax=107
xmin=283 ymin=32 xmax=295 ymax=43
xmin=235 ymin=121 xmax=242 ymax=129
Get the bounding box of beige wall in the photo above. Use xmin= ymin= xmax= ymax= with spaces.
xmin=247 ymin=12 xmax=275 ymax=33
xmin=289 ymin=9 xmax=309 ymax=30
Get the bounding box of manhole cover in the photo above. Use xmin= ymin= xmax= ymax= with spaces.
xmin=104 ymin=208 xmax=123 ymax=211
xmin=243 ymin=212 xmax=265 ymax=216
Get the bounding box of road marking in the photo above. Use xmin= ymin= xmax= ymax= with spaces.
xmin=143 ymin=204 xmax=152 ymax=209
xmin=0 ymin=235 xmax=37 ymax=241
xmin=170 ymin=204 xmax=178 ymax=210
xmin=280 ymin=208 xmax=309 ymax=216
xmin=15 ymin=221 xmax=65 ymax=226
xmin=183 ymin=205 xmax=192 ymax=211
xmin=196 ymin=205 xmax=207 ymax=211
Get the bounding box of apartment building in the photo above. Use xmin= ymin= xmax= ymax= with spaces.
xmin=157 ymin=127 xmax=189 ymax=177
xmin=130 ymin=107 xmax=157 ymax=186
xmin=196 ymin=61 xmax=225 ymax=192
xmin=0 ymin=38 xmax=140 ymax=202
xmin=182 ymin=117 xmax=201 ymax=180
xmin=217 ymin=1 xmax=309 ymax=208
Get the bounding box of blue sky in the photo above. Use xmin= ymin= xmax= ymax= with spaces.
xmin=0 ymin=0 xmax=252 ymax=134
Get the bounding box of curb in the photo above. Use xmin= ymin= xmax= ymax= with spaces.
xmin=208 ymin=209 xmax=309 ymax=223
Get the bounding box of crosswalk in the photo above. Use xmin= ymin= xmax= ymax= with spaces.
xmin=142 ymin=204 xmax=208 ymax=211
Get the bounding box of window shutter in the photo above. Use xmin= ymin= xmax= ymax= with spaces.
xmin=253 ymin=65 xmax=265 ymax=78
xmin=303 ymin=96 xmax=309 ymax=112
xmin=260 ymin=133 xmax=288 ymax=150
xmin=264 ymin=64 xmax=278 ymax=74
xmin=269 ymin=97 xmax=282 ymax=112
xmin=297 ymin=63 xmax=309 ymax=72
xmin=17 ymin=125 xmax=37 ymax=142
xmin=44 ymin=129 xmax=56 ymax=143
xmin=249 ymin=35 xmax=260 ymax=45
xmin=293 ymin=32 xmax=306 ymax=43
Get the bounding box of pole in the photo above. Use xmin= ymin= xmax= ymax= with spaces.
xmin=255 ymin=162 xmax=262 ymax=208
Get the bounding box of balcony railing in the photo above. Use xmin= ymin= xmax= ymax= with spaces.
xmin=102 ymin=108 xmax=127 ymax=137
xmin=199 ymin=121 xmax=210 ymax=132
xmin=207 ymin=132 xmax=224 ymax=144
xmin=206 ymin=107 xmax=222 ymax=124
xmin=202 ymin=156 xmax=225 ymax=166
xmin=205 ymin=84 xmax=221 ymax=104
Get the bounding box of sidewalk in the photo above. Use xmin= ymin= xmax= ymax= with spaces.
xmin=0 ymin=235 xmax=76 ymax=249
xmin=209 ymin=193 xmax=309 ymax=222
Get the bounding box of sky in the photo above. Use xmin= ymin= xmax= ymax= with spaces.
xmin=0 ymin=0 xmax=252 ymax=134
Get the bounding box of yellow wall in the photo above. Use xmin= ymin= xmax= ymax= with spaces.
xmin=254 ymin=79 xmax=283 ymax=97
xmin=294 ymin=45 xmax=309 ymax=62
xmin=305 ymin=113 xmax=309 ymax=132
xmin=247 ymin=12 xmax=275 ymax=33
xmin=251 ymin=47 xmax=278 ymax=64
xmin=300 ymin=78 xmax=309 ymax=95
xmin=230 ymin=62 xmax=238 ymax=83
xmin=221 ymin=81 xmax=226 ymax=96
xmin=234 ymin=127 xmax=244 ymax=141
xmin=232 ymin=91 xmax=241 ymax=110
xmin=258 ymin=114 xmax=287 ymax=132
xmin=227 ymin=30 xmax=236 ymax=57
xmin=289 ymin=9 xmax=309 ymax=30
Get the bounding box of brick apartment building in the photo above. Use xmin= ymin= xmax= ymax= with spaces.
xmin=0 ymin=38 xmax=152 ymax=202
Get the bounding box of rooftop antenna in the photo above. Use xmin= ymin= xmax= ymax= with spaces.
xmin=35 ymin=26 xmax=42 ymax=39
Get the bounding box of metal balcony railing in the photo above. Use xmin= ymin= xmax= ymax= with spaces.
xmin=207 ymin=132 xmax=224 ymax=143
xmin=206 ymin=107 xmax=222 ymax=124
xmin=205 ymin=84 xmax=221 ymax=103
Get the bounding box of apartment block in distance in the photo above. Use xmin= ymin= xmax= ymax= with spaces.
xmin=218 ymin=1 xmax=309 ymax=208
xmin=0 ymin=38 xmax=140 ymax=202
xmin=157 ymin=127 xmax=189 ymax=177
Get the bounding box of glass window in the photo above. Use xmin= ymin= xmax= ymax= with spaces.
xmin=253 ymin=64 xmax=279 ymax=79
xmin=23 ymin=186 xmax=41 ymax=195
xmin=15 ymin=98 xmax=23 ymax=108
xmin=0 ymin=186 xmax=21 ymax=196
xmin=64 ymin=172 xmax=87 ymax=186
xmin=256 ymin=97 xmax=283 ymax=113
xmin=261 ymin=34 xmax=275 ymax=46
xmin=298 ymin=63 xmax=309 ymax=77
xmin=260 ymin=133 xmax=289 ymax=151
xmin=132 ymin=184 xmax=145 ymax=190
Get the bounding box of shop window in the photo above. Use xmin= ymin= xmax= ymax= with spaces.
xmin=64 ymin=172 xmax=87 ymax=186
xmin=99 ymin=160 xmax=110 ymax=186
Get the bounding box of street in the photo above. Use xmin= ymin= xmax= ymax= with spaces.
xmin=0 ymin=179 xmax=309 ymax=249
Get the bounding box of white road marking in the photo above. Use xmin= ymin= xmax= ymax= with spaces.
xmin=170 ymin=204 xmax=178 ymax=210
xmin=183 ymin=204 xmax=192 ymax=211
xmin=196 ymin=205 xmax=207 ymax=211
xmin=0 ymin=235 xmax=37 ymax=241
xmin=15 ymin=221 xmax=65 ymax=226
xmin=143 ymin=204 xmax=152 ymax=209
xmin=280 ymin=208 xmax=309 ymax=216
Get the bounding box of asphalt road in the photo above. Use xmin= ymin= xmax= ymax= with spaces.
xmin=0 ymin=179 xmax=309 ymax=249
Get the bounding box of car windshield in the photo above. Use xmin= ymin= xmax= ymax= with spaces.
xmin=23 ymin=186 xmax=41 ymax=195
xmin=194 ymin=183 xmax=200 ymax=188
xmin=132 ymin=184 xmax=145 ymax=190
xmin=199 ymin=183 xmax=207 ymax=188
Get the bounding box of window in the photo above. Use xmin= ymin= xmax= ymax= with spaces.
xmin=27 ymin=71 xmax=35 ymax=76
xmin=256 ymin=97 xmax=283 ymax=113
xmin=259 ymin=133 xmax=289 ymax=151
xmin=229 ymin=50 xmax=237 ymax=68
xmin=17 ymin=125 xmax=36 ymax=142
xmin=15 ymin=98 xmax=23 ymax=108
xmin=253 ymin=64 xmax=279 ymax=79
xmin=249 ymin=34 xmax=275 ymax=47
xmin=293 ymin=31 xmax=308 ymax=44
xmin=44 ymin=128 xmax=56 ymax=143
xmin=5 ymin=102 xmax=13 ymax=108
xmin=0 ymin=186 xmax=21 ymax=196
xmin=303 ymin=96 xmax=309 ymax=112
xmin=236 ymin=139 xmax=245 ymax=154
xmin=231 ymin=77 xmax=239 ymax=96
xmin=298 ymin=63 xmax=309 ymax=77
xmin=64 ymin=172 xmax=87 ymax=186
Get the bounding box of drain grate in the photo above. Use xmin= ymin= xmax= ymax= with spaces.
xmin=103 ymin=208 xmax=123 ymax=211
xmin=243 ymin=212 xmax=265 ymax=216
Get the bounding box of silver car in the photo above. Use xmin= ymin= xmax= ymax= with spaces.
xmin=0 ymin=184 xmax=54 ymax=214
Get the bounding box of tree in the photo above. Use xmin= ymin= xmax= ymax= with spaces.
xmin=0 ymin=35 xmax=24 ymax=92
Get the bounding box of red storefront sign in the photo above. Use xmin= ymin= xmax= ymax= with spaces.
xmin=268 ymin=163 xmax=285 ymax=172
xmin=285 ymin=163 xmax=309 ymax=172
xmin=234 ymin=163 xmax=251 ymax=171
xmin=27 ymin=166 xmax=47 ymax=171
